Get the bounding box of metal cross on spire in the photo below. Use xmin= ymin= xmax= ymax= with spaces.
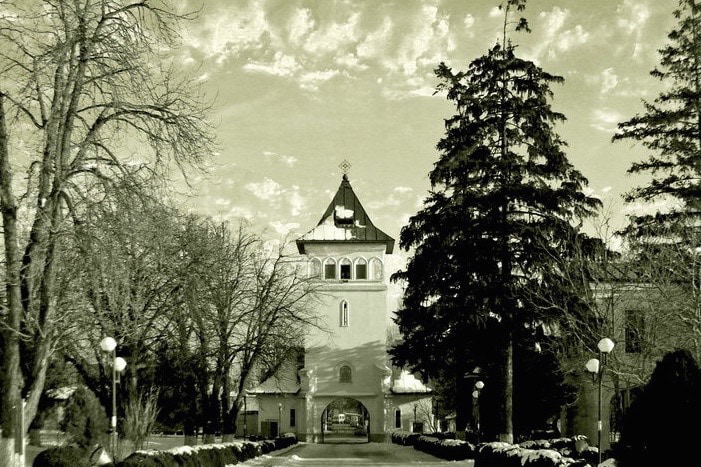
xmin=339 ymin=159 xmax=352 ymax=180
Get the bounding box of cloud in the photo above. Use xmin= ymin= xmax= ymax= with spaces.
xmin=591 ymin=108 xmax=623 ymax=133
xmin=600 ymin=68 xmax=620 ymax=95
xmin=245 ymin=178 xmax=284 ymax=200
xmin=357 ymin=16 xmax=393 ymax=61
xmin=288 ymin=7 xmax=315 ymax=46
xmin=463 ymin=14 xmax=475 ymax=29
xmin=299 ymin=69 xmax=341 ymax=91
xmin=389 ymin=4 xmax=453 ymax=77
xmin=394 ymin=186 xmax=413 ymax=194
xmin=181 ymin=0 xmax=269 ymax=63
xmin=243 ymin=51 xmax=301 ymax=77
xmin=289 ymin=186 xmax=305 ymax=217
xmin=263 ymin=150 xmax=298 ymax=167
xmin=184 ymin=1 xmax=460 ymax=94
xmin=269 ymin=221 xmax=300 ymax=236
xmin=214 ymin=198 xmax=230 ymax=206
xmin=228 ymin=205 xmax=254 ymax=220
xmin=302 ymin=11 xmax=361 ymax=55
xmin=528 ymin=7 xmax=590 ymax=61
xmin=615 ymin=0 xmax=651 ymax=59
xmin=621 ymin=198 xmax=682 ymax=216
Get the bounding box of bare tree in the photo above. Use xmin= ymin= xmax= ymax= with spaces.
xmin=189 ymin=226 xmax=322 ymax=441
xmin=0 ymin=1 xmax=213 ymax=453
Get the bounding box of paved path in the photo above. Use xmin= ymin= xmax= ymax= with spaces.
xmin=241 ymin=442 xmax=475 ymax=466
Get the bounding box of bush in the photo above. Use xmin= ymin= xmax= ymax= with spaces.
xmin=33 ymin=445 xmax=90 ymax=467
xmin=413 ymin=435 xmax=475 ymax=461
xmin=123 ymin=391 xmax=160 ymax=451
xmin=117 ymin=437 xmax=298 ymax=467
xmin=61 ymin=386 xmax=108 ymax=449
xmin=390 ymin=431 xmax=420 ymax=446
xmin=617 ymin=349 xmax=701 ymax=467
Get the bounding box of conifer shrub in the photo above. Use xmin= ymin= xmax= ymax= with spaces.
xmin=32 ymin=445 xmax=90 ymax=467
xmin=616 ymin=349 xmax=701 ymax=467
xmin=60 ymin=386 xmax=108 ymax=449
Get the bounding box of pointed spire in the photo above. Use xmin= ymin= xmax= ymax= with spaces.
xmin=296 ymin=174 xmax=394 ymax=254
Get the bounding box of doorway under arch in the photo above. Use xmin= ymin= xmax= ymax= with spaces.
xmin=320 ymin=398 xmax=370 ymax=443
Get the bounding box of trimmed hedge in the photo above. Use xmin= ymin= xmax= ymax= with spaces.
xmin=390 ymin=431 xmax=594 ymax=466
xmin=117 ymin=435 xmax=298 ymax=467
xmin=33 ymin=445 xmax=90 ymax=467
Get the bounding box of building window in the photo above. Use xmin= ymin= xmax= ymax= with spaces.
xmin=339 ymin=365 xmax=352 ymax=383
xmin=340 ymin=258 xmax=352 ymax=280
xmin=625 ymin=309 xmax=644 ymax=353
xmin=355 ymin=258 xmax=367 ymax=280
xmin=395 ymin=409 xmax=401 ymax=428
xmin=290 ymin=408 xmax=296 ymax=427
xmin=324 ymin=259 xmax=336 ymax=280
xmin=340 ymin=301 xmax=349 ymax=327
xmin=370 ymin=257 xmax=383 ymax=280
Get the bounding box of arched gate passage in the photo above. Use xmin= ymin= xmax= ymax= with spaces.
xmin=320 ymin=398 xmax=370 ymax=443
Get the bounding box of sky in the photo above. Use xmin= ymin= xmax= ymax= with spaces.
xmin=175 ymin=0 xmax=679 ymax=258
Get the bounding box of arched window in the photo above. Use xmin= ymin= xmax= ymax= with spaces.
xmin=370 ymin=257 xmax=383 ymax=280
xmin=324 ymin=258 xmax=337 ymax=280
xmin=339 ymin=258 xmax=352 ymax=280
xmin=354 ymin=257 xmax=367 ymax=280
xmin=339 ymin=365 xmax=352 ymax=383
xmin=340 ymin=300 xmax=349 ymax=327
xmin=309 ymin=258 xmax=322 ymax=279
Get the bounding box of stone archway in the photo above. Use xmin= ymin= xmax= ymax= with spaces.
xmin=320 ymin=398 xmax=370 ymax=443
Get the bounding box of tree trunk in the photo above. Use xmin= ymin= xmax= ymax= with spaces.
xmin=0 ymin=93 xmax=23 ymax=448
xmin=498 ymin=334 xmax=514 ymax=443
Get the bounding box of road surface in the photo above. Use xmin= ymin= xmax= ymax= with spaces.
xmin=241 ymin=441 xmax=475 ymax=466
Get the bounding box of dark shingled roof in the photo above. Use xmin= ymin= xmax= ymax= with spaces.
xmin=296 ymin=174 xmax=395 ymax=254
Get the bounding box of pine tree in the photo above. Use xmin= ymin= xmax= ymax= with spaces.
xmin=391 ymin=1 xmax=600 ymax=442
xmin=613 ymin=0 xmax=701 ymax=373
xmin=614 ymin=0 xmax=701 ymax=240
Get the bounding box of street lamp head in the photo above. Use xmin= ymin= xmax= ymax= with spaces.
xmin=100 ymin=337 xmax=117 ymax=352
xmin=114 ymin=357 xmax=127 ymax=372
xmin=585 ymin=358 xmax=600 ymax=374
xmin=475 ymin=380 xmax=484 ymax=390
xmin=598 ymin=338 xmax=615 ymax=354
xmin=472 ymin=390 xmax=480 ymax=399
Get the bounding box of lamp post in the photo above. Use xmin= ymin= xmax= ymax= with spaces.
xmin=472 ymin=380 xmax=484 ymax=442
xmin=278 ymin=403 xmax=282 ymax=438
xmin=413 ymin=404 xmax=417 ymax=432
xmin=243 ymin=394 xmax=248 ymax=439
xmin=463 ymin=366 xmax=483 ymax=439
xmin=100 ymin=337 xmax=127 ymax=459
xmin=585 ymin=337 xmax=614 ymax=466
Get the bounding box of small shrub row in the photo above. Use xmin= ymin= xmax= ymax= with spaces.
xmin=390 ymin=431 xmax=421 ymax=446
xmin=33 ymin=435 xmax=299 ymax=467
xmin=118 ymin=435 xmax=298 ymax=466
xmin=413 ymin=435 xmax=475 ymax=461
xmin=390 ymin=431 xmax=596 ymax=466
xmin=474 ymin=441 xmax=592 ymax=467
xmin=390 ymin=431 xmax=473 ymax=460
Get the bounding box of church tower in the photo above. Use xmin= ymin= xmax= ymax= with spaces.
xmin=295 ymin=173 xmax=395 ymax=442
xmin=248 ymin=173 xmax=432 ymax=442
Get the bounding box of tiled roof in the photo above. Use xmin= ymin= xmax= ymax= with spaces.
xmin=297 ymin=175 xmax=395 ymax=254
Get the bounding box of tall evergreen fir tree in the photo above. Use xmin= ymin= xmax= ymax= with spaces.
xmin=390 ymin=1 xmax=600 ymax=442
xmin=614 ymin=0 xmax=701 ymax=241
